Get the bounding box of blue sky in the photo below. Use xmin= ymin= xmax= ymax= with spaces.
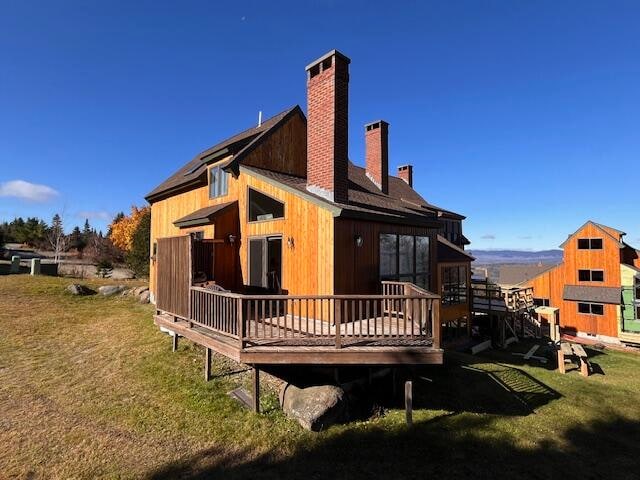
xmin=1 ymin=1 xmax=638 ymax=249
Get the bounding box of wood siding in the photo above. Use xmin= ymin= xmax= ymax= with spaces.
xmin=528 ymin=223 xmax=623 ymax=338
xmin=150 ymin=136 xmax=334 ymax=298
xmin=242 ymin=113 xmax=307 ymax=177
xmin=156 ymin=236 xmax=191 ymax=318
xmin=333 ymin=218 xmax=438 ymax=295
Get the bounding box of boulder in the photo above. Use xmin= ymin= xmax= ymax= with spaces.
xmin=138 ymin=290 xmax=150 ymax=304
xmin=66 ymin=284 xmax=96 ymax=296
xmin=133 ymin=286 xmax=149 ymax=297
xmin=98 ymin=285 xmax=127 ymax=296
xmin=280 ymin=384 xmax=347 ymax=431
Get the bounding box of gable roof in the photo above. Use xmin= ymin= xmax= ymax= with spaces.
xmin=146 ymin=104 xmax=464 ymax=228
xmin=145 ymin=106 xmax=301 ymax=202
xmin=559 ymin=220 xmax=625 ymax=248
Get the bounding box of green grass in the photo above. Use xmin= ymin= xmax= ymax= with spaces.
xmin=1 ymin=275 xmax=639 ymax=479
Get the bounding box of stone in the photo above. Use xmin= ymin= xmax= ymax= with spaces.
xmin=133 ymin=286 xmax=149 ymax=297
xmin=66 ymin=284 xmax=96 ymax=296
xmin=280 ymin=384 xmax=347 ymax=432
xmin=138 ymin=290 xmax=150 ymax=304
xmin=30 ymin=258 xmax=41 ymax=275
xmin=98 ymin=285 xmax=126 ymax=296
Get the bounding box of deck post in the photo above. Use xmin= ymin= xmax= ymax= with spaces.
xmin=405 ymin=380 xmax=413 ymax=426
xmin=205 ymin=348 xmax=212 ymax=381
xmin=335 ymin=299 xmax=342 ymax=349
xmin=252 ymin=366 xmax=260 ymax=413
xmin=172 ymin=333 xmax=179 ymax=352
xmin=432 ymin=299 xmax=441 ymax=349
xmin=237 ymin=298 xmax=244 ymax=349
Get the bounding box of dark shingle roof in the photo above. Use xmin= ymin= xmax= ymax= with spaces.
xmin=146 ymin=105 xmax=464 ymax=227
xmin=173 ymin=202 xmax=236 ymax=228
xmin=145 ymin=107 xmax=299 ymax=202
xmin=563 ymin=285 xmax=621 ymax=305
xmin=437 ymin=235 xmax=475 ymax=262
xmin=241 ymin=163 xmax=441 ymax=227
xmin=498 ymin=264 xmax=558 ymax=286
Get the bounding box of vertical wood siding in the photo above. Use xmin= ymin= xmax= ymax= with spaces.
xmin=528 ymin=223 xmax=623 ymax=338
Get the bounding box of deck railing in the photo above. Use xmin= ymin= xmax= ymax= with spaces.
xmin=188 ymin=283 xmax=441 ymax=350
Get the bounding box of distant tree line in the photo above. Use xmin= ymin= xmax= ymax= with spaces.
xmin=1 ymin=206 xmax=151 ymax=278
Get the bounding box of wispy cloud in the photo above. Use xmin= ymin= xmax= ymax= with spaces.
xmin=0 ymin=180 xmax=59 ymax=202
xmin=77 ymin=210 xmax=113 ymax=222
xmin=481 ymin=234 xmax=496 ymax=240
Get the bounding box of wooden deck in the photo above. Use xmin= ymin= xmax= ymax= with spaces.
xmin=155 ymin=281 xmax=443 ymax=366
xmin=155 ymin=313 xmax=442 ymax=365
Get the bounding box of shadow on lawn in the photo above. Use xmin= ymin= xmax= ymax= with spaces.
xmin=146 ymin=414 xmax=640 ymax=480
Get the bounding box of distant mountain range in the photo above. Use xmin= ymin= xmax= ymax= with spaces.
xmin=468 ymin=249 xmax=563 ymax=265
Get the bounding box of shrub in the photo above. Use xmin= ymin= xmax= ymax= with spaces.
xmin=96 ymin=260 xmax=114 ymax=278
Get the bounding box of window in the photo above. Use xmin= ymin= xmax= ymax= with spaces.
xmin=209 ymin=165 xmax=228 ymax=198
xmin=577 ymin=238 xmax=603 ymax=250
xmin=442 ymin=265 xmax=468 ymax=305
xmin=379 ymin=234 xmax=430 ymax=289
xmin=442 ymin=219 xmax=462 ymax=245
xmin=578 ymin=269 xmax=604 ymax=282
xmin=577 ymin=302 xmax=604 ymax=315
xmin=533 ymin=298 xmax=550 ymax=307
xmin=248 ymin=188 xmax=284 ymax=222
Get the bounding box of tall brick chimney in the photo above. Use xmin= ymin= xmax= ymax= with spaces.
xmin=305 ymin=50 xmax=350 ymax=204
xmin=365 ymin=120 xmax=389 ymax=194
xmin=398 ymin=165 xmax=413 ymax=187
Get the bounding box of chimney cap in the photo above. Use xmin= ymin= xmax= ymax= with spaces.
xmin=364 ymin=120 xmax=389 ymax=131
xmin=398 ymin=164 xmax=413 ymax=170
xmin=305 ymin=49 xmax=351 ymax=71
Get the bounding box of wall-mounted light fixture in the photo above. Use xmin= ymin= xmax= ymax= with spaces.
xmin=354 ymin=235 xmax=363 ymax=248
xmin=227 ymin=234 xmax=236 ymax=244
xmin=287 ymin=236 xmax=295 ymax=249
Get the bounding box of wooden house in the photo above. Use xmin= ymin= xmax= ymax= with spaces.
xmin=145 ymin=50 xmax=473 ymax=375
xmin=527 ymin=221 xmax=640 ymax=345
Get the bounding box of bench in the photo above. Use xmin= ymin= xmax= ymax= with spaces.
xmin=557 ymin=342 xmax=591 ymax=376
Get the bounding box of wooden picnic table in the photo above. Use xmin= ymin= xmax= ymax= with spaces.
xmin=557 ymin=342 xmax=591 ymax=376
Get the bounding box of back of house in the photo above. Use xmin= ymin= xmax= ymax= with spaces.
xmin=145 ymin=49 xmax=474 ymax=337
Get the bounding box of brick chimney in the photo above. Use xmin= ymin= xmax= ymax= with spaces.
xmin=398 ymin=165 xmax=413 ymax=187
xmin=305 ymin=50 xmax=350 ymax=204
xmin=365 ymin=120 xmax=389 ymax=194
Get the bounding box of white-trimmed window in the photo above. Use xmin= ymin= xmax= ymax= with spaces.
xmin=209 ymin=166 xmax=228 ymax=198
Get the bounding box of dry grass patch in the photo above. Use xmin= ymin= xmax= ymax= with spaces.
xmin=1 ymin=275 xmax=639 ymax=479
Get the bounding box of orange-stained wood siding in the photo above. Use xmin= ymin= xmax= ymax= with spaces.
xmin=528 ymin=222 xmax=624 ymax=338
xmin=150 ymin=164 xmax=334 ymax=298
xmin=242 ymin=113 xmax=307 ymax=177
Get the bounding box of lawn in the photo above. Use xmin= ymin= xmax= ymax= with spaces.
xmin=1 ymin=275 xmax=639 ymax=479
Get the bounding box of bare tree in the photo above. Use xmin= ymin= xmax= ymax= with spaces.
xmin=47 ymin=212 xmax=69 ymax=264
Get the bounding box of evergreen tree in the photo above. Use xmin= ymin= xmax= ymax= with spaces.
xmin=83 ymin=219 xmax=91 ymax=239
xmin=69 ymin=226 xmax=87 ymax=257
xmin=126 ymin=209 xmax=151 ymax=277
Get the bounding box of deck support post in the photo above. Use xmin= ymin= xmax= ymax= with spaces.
xmin=172 ymin=333 xmax=179 ymax=352
xmin=205 ymin=348 xmax=212 ymax=381
xmin=405 ymin=380 xmax=413 ymax=426
xmin=252 ymin=366 xmax=260 ymax=413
